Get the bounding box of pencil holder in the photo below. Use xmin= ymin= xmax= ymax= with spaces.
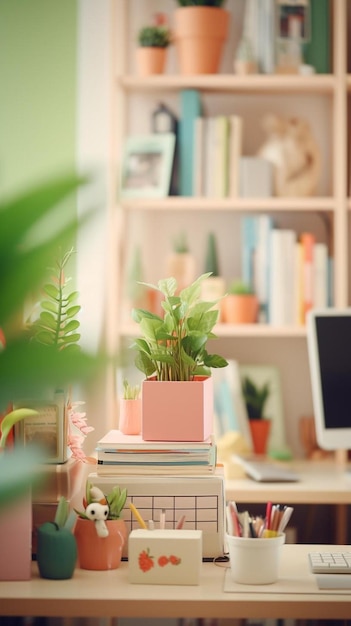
xmin=128 ymin=529 xmax=202 ymax=585
xmin=226 ymin=532 xmax=285 ymax=585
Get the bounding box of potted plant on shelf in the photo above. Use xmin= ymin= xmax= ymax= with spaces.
xmin=201 ymin=232 xmax=226 ymax=319
xmin=241 ymin=375 xmax=271 ymax=455
xmin=221 ymin=280 xmax=259 ymax=324
xmin=119 ymin=379 xmax=142 ymax=435
xmin=136 ymin=13 xmax=172 ymax=76
xmin=131 ymin=273 xmax=228 ymax=441
xmin=173 ymin=0 xmax=230 ymax=75
xmin=165 ymin=231 xmax=196 ymax=294
xmin=74 ymin=481 xmax=128 ymax=570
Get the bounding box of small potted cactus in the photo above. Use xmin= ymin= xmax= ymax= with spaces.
xmin=136 ymin=13 xmax=172 ymax=76
xmin=221 ymin=280 xmax=259 ymax=324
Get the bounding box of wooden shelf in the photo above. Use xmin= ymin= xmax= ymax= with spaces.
xmin=120 ymin=197 xmax=336 ymax=212
xmin=119 ymin=74 xmax=336 ymax=95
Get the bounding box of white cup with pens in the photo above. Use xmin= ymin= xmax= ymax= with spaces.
xmin=226 ymin=532 xmax=285 ymax=585
xmin=226 ymin=500 xmax=293 ymax=585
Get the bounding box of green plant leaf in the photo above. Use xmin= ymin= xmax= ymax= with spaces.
xmin=44 ymin=284 xmax=60 ymax=299
xmin=0 ymin=408 xmax=38 ymax=448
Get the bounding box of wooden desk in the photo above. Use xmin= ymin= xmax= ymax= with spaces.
xmin=225 ymin=459 xmax=351 ymax=544
xmin=0 ymin=545 xmax=351 ymax=620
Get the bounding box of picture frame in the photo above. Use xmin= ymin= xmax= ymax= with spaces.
xmin=14 ymin=398 xmax=68 ymax=464
xmin=121 ymin=133 xmax=176 ymax=198
xmin=276 ymin=0 xmax=310 ymax=42
xmin=212 ymin=361 xmax=253 ymax=450
xmin=238 ymin=364 xmax=291 ymax=458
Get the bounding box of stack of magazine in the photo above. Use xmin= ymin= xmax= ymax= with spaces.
xmin=96 ymin=430 xmax=217 ymax=476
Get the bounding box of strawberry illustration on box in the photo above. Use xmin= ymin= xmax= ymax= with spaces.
xmin=129 ymin=529 xmax=202 ymax=585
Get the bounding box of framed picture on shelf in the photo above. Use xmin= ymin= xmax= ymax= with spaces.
xmin=121 ymin=133 xmax=176 ymax=198
xmin=238 ymin=364 xmax=291 ymax=459
xmin=276 ymin=0 xmax=310 ymax=42
xmin=14 ymin=398 xmax=67 ymax=464
xmin=212 ymin=360 xmax=253 ymax=450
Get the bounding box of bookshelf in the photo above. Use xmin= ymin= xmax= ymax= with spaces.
xmin=106 ymin=0 xmax=349 ymax=457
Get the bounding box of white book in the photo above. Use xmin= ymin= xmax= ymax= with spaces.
xmin=259 ymin=0 xmax=276 ymax=74
xmin=203 ymin=116 xmax=216 ymax=198
xmin=313 ymin=242 xmax=328 ymax=308
xmin=228 ymin=115 xmax=243 ymax=198
xmin=239 ymin=157 xmax=273 ymax=198
xmin=269 ymin=229 xmax=297 ymax=326
xmin=253 ymin=215 xmax=273 ymax=323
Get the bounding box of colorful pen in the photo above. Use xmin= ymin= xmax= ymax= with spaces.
xmin=129 ymin=502 xmax=147 ymax=529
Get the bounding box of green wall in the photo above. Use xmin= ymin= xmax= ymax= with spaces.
xmin=0 ymin=0 xmax=77 ymax=196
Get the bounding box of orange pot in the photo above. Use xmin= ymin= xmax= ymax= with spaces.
xmin=174 ymin=7 xmax=230 ymax=75
xmin=221 ymin=294 xmax=258 ymax=324
xmin=249 ymin=420 xmax=271 ymax=456
xmin=136 ymin=47 xmax=166 ymax=76
xmin=74 ymin=518 xmax=126 ymax=570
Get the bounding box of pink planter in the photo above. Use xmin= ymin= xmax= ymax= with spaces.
xmin=142 ymin=376 xmax=213 ymax=442
xmin=119 ymin=399 xmax=142 ymax=435
xmin=0 ymin=493 xmax=32 ymax=581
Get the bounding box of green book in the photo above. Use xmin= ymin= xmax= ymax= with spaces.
xmin=303 ymin=0 xmax=331 ymax=74
xmin=179 ymin=89 xmax=202 ymax=196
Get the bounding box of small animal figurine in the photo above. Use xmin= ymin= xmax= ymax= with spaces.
xmin=85 ymin=486 xmax=109 ymax=537
xmin=257 ymin=114 xmax=321 ymax=197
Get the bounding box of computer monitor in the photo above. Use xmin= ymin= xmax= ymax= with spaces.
xmin=307 ymin=308 xmax=351 ymax=450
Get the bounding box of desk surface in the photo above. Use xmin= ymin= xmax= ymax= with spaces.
xmin=225 ymin=458 xmax=351 ymax=504
xmin=1 ymin=545 xmax=351 ymax=620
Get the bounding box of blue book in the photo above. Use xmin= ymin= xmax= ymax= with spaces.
xmin=179 ymin=90 xmax=202 ymax=196
xmin=241 ymin=216 xmax=258 ymax=290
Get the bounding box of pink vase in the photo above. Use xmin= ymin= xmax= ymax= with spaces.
xmin=119 ymin=399 xmax=142 ymax=435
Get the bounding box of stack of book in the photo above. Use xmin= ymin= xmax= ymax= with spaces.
xmin=241 ymin=216 xmax=332 ymax=326
xmin=96 ymin=430 xmax=217 ymax=476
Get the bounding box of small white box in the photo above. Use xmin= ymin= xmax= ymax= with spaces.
xmin=128 ymin=529 xmax=202 ymax=585
xmin=239 ymin=157 xmax=273 ymax=197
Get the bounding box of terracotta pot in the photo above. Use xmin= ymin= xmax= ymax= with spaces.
xmin=136 ymin=47 xmax=166 ymax=76
xmin=74 ymin=518 xmax=126 ymax=570
xmin=174 ymin=7 xmax=230 ymax=75
xmin=249 ymin=420 xmax=271 ymax=456
xmin=221 ymin=294 xmax=259 ymax=324
xmin=119 ymin=398 xmax=142 ymax=435
xmin=142 ymin=376 xmax=213 ymax=441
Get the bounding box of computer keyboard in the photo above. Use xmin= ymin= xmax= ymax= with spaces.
xmin=232 ymin=454 xmax=299 ymax=482
xmin=308 ymin=551 xmax=351 ymax=574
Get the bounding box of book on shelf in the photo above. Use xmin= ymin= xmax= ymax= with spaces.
xmin=95 ymin=462 xmax=217 ymax=476
xmin=97 ymin=430 xmax=214 ymax=451
xmin=228 ymin=115 xmax=243 ymax=198
xmin=252 ymin=215 xmax=274 ymax=323
xmin=303 ymin=0 xmax=331 ymax=74
xmin=96 ymin=430 xmax=217 ymax=476
xmin=269 ymin=229 xmax=297 ymax=326
xmin=299 ymin=232 xmax=315 ymax=325
xmin=179 ymin=89 xmax=202 ymax=196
